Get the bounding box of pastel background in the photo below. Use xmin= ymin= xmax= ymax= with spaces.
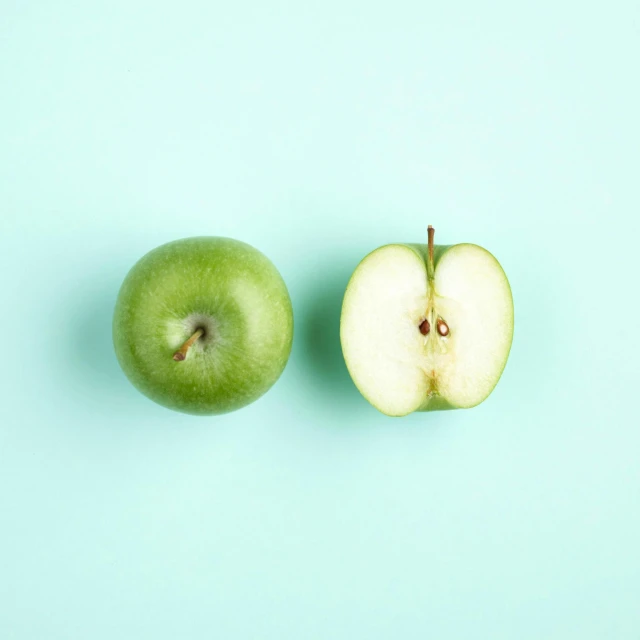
xmin=1 ymin=1 xmax=639 ymax=638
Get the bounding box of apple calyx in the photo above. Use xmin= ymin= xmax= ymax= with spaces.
xmin=173 ymin=327 xmax=205 ymax=361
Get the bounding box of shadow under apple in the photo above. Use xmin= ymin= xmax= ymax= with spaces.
xmin=56 ymin=274 xmax=147 ymax=416
xmin=293 ymin=265 xmax=365 ymax=420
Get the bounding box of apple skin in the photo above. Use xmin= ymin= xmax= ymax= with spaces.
xmin=113 ymin=237 xmax=293 ymax=415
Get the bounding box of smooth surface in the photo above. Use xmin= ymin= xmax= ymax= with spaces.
xmin=1 ymin=1 xmax=639 ymax=638
xmin=113 ymin=237 xmax=293 ymax=414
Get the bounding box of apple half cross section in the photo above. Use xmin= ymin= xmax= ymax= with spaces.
xmin=340 ymin=227 xmax=514 ymax=416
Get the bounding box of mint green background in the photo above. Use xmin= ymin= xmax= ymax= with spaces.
xmin=1 ymin=2 xmax=639 ymax=638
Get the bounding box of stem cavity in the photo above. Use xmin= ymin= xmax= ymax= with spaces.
xmin=173 ymin=328 xmax=204 ymax=361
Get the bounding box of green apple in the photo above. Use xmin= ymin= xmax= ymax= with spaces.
xmin=113 ymin=237 xmax=293 ymax=415
xmin=340 ymin=227 xmax=513 ymax=416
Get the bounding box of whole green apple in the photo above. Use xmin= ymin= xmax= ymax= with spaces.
xmin=340 ymin=226 xmax=514 ymax=416
xmin=113 ymin=237 xmax=293 ymax=415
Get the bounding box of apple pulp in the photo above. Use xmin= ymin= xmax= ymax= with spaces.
xmin=340 ymin=238 xmax=514 ymax=416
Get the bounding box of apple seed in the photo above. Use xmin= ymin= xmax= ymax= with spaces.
xmin=436 ymin=319 xmax=449 ymax=337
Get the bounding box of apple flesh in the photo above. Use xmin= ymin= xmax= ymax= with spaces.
xmin=113 ymin=237 xmax=293 ymax=415
xmin=340 ymin=228 xmax=513 ymax=416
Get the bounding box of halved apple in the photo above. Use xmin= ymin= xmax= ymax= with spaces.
xmin=340 ymin=227 xmax=514 ymax=416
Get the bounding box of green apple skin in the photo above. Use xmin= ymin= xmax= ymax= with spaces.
xmin=340 ymin=240 xmax=514 ymax=417
xmin=113 ymin=237 xmax=293 ymax=415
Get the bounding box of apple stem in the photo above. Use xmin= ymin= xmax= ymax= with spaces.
xmin=427 ymin=225 xmax=435 ymax=281
xmin=173 ymin=328 xmax=204 ymax=361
